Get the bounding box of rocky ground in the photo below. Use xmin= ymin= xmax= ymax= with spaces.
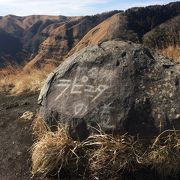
xmin=0 ymin=92 xmax=39 ymax=180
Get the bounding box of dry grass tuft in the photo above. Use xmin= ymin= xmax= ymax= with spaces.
xmin=159 ymin=46 xmax=180 ymax=62
xmin=31 ymin=126 xmax=82 ymax=178
xmin=146 ymin=130 xmax=180 ymax=176
xmin=31 ymin=120 xmax=180 ymax=179
xmin=0 ymin=64 xmax=55 ymax=94
xmin=32 ymin=116 xmax=50 ymax=140
xmin=84 ymin=133 xmax=144 ymax=178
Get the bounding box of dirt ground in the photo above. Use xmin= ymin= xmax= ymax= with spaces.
xmin=0 ymin=92 xmax=81 ymax=180
xmin=0 ymin=92 xmax=39 ymax=180
xmin=0 ymin=92 xmax=180 ymax=180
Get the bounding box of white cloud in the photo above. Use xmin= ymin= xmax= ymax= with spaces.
xmin=0 ymin=0 xmax=176 ymax=16
xmin=0 ymin=0 xmax=113 ymax=16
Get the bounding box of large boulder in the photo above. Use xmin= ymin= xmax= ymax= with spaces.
xmin=38 ymin=40 xmax=180 ymax=140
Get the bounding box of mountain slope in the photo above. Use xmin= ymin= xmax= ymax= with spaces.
xmin=68 ymin=13 xmax=138 ymax=56
xmin=24 ymin=11 xmax=119 ymax=68
xmin=0 ymin=29 xmax=23 ymax=66
xmin=0 ymin=15 xmax=70 ymax=66
xmin=125 ymin=1 xmax=180 ymax=39
xmin=69 ymin=2 xmax=180 ymax=56
xmin=143 ymin=14 xmax=180 ymax=48
xmin=0 ymin=12 xmax=118 ymax=67
xmin=0 ymin=2 xmax=179 ymax=68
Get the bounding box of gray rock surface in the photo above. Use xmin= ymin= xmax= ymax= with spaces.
xmin=38 ymin=40 xmax=180 ymax=140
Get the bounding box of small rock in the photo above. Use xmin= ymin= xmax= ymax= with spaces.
xmin=169 ymin=93 xmax=173 ymax=98
xmin=176 ymin=114 xmax=180 ymax=119
xmin=17 ymin=151 xmax=22 ymax=156
xmin=19 ymin=111 xmax=34 ymax=122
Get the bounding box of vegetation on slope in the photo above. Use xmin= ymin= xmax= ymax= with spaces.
xmin=0 ymin=64 xmax=55 ymax=94
xmin=159 ymin=45 xmax=180 ymax=62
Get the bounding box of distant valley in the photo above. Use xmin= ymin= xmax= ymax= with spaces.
xmin=0 ymin=1 xmax=179 ymax=68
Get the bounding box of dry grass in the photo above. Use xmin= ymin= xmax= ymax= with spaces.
xmin=31 ymin=127 xmax=80 ymax=177
xmin=85 ymin=134 xmax=145 ymax=178
xmin=31 ymin=117 xmax=180 ymax=179
xmin=159 ymin=45 xmax=180 ymax=62
xmin=32 ymin=116 xmax=50 ymax=140
xmin=31 ymin=117 xmax=87 ymax=178
xmin=146 ymin=130 xmax=180 ymax=176
xmin=0 ymin=63 xmax=55 ymax=94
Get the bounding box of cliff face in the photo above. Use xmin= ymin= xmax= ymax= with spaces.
xmin=0 ymin=15 xmax=69 ymax=66
xmin=0 ymin=11 xmax=118 ymax=67
xmin=25 ymin=11 xmax=119 ymax=68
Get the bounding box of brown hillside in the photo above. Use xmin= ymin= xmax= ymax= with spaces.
xmin=0 ymin=15 xmax=71 ymax=66
xmin=69 ymin=2 xmax=180 ymax=57
xmin=24 ymin=11 xmax=119 ymax=68
xmin=68 ymin=13 xmax=138 ymax=56
xmin=0 ymin=11 xmax=118 ymax=67
xmin=143 ymin=14 xmax=180 ymax=48
xmin=0 ymin=15 xmax=62 ymax=33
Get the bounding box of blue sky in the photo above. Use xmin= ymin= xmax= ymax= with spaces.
xmin=0 ymin=0 xmax=177 ymax=16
